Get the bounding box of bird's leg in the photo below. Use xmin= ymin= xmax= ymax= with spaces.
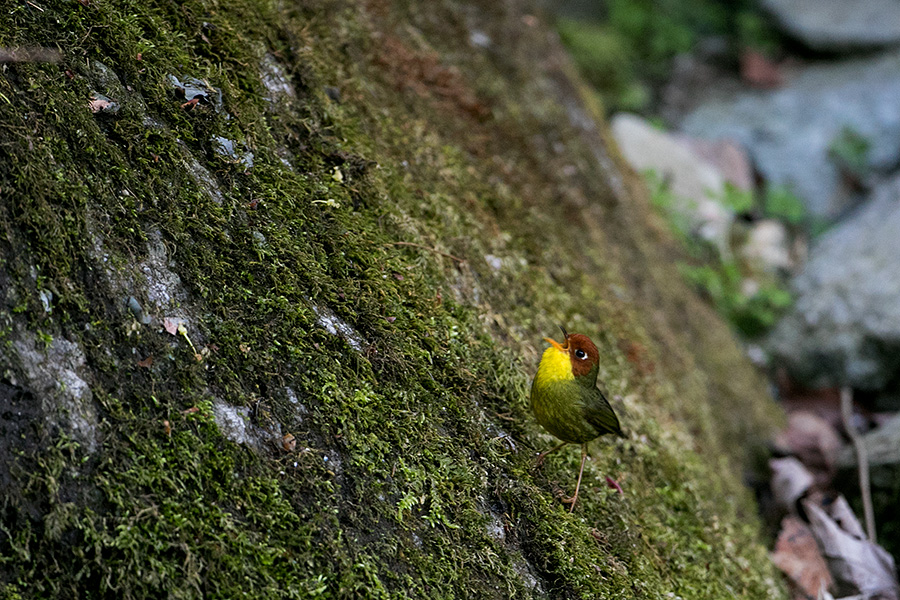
xmin=534 ymin=441 xmax=567 ymax=468
xmin=561 ymin=444 xmax=588 ymax=512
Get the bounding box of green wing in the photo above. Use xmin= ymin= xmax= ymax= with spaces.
xmin=582 ymin=387 xmax=624 ymax=438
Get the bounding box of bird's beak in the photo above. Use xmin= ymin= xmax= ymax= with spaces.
xmin=543 ymin=337 xmax=568 ymax=352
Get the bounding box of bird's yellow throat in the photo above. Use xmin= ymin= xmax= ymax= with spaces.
xmin=534 ymin=342 xmax=574 ymax=390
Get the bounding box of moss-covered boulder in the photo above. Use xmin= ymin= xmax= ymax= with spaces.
xmin=0 ymin=0 xmax=784 ymax=597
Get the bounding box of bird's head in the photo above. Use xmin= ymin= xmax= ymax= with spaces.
xmin=543 ymin=325 xmax=600 ymax=381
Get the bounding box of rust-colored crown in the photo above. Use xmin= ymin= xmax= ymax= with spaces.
xmin=564 ymin=332 xmax=599 ymax=377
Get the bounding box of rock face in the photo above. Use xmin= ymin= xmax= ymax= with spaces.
xmin=769 ymin=177 xmax=900 ymax=389
xmin=759 ymin=0 xmax=900 ymax=51
xmin=0 ymin=0 xmax=785 ymax=597
xmin=682 ymin=50 xmax=900 ymax=219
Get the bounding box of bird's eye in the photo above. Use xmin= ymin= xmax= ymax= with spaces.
xmin=575 ymin=349 xmax=587 ymax=360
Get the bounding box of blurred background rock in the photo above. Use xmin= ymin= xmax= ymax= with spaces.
xmin=544 ymin=0 xmax=900 ymax=595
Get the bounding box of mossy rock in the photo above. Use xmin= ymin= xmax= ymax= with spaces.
xmin=0 ymin=0 xmax=784 ymax=598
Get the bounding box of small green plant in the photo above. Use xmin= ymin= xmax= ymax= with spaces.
xmin=735 ymin=11 xmax=781 ymax=55
xmin=606 ymin=0 xmax=716 ymax=79
xmin=680 ymin=262 xmax=792 ymax=338
xmin=644 ymin=170 xmax=696 ymax=249
xmin=641 ymin=171 xmax=794 ymax=338
xmin=556 ymin=0 xmax=782 ymax=113
xmin=37 ymin=330 xmax=54 ymax=348
xmin=763 ymin=185 xmax=806 ymax=225
xmin=764 ymin=184 xmax=833 ymax=240
xmin=556 ymin=18 xmax=648 ymax=112
xmin=829 ymin=126 xmax=871 ymax=179
xmin=721 ymin=182 xmax=754 ymax=214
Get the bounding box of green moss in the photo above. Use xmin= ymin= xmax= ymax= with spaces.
xmin=556 ymin=18 xmax=647 ymax=113
xmin=0 ymin=0 xmax=784 ymax=598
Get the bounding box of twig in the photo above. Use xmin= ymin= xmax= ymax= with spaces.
xmin=840 ymin=386 xmax=876 ymax=542
xmin=384 ymin=241 xmax=466 ymax=264
xmin=0 ymin=46 xmax=60 ymax=63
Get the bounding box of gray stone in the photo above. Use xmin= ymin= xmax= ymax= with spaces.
xmin=211 ymin=136 xmax=254 ymax=169
xmin=88 ymin=62 xmax=125 ymax=115
xmin=125 ymin=295 xmax=152 ymax=324
xmin=88 ymin=91 xmax=120 ymax=115
xmin=682 ymin=50 xmax=900 ymax=219
xmin=167 ymin=74 xmax=224 ymax=112
xmin=212 ymin=399 xmax=281 ymax=450
xmin=12 ymin=333 xmax=98 ymax=452
xmin=741 ymin=219 xmax=793 ymax=274
xmin=142 ymin=228 xmax=189 ymax=312
xmin=310 ymin=303 xmax=365 ymax=351
xmin=768 ymin=176 xmax=900 ymax=389
xmin=183 ymin=150 xmax=225 ymax=205
xmin=611 ymin=112 xmax=734 ymax=253
xmin=260 ymin=54 xmax=295 ymax=101
xmin=759 ymin=0 xmax=900 ymax=52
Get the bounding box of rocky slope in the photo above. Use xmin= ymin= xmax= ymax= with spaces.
xmin=0 ymin=0 xmax=784 ymax=597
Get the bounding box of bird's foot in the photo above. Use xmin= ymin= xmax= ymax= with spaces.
xmin=553 ymin=487 xmax=579 ymax=512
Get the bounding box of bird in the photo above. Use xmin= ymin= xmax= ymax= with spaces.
xmin=530 ymin=326 xmax=623 ymax=511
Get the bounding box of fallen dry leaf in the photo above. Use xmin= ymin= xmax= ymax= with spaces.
xmin=827 ymin=495 xmax=867 ymax=541
xmin=775 ymin=372 xmax=845 ymax=430
xmin=774 ymin=411 xmax=842 ymax=487
xmin=771 ymin=516 xmax=833 ymax=600
xmin=163 ymin=317 xmax=180 ymax=335
xmin=89 ymin=96 xmax=111 ymax=113
xmin=137 ymin=356 xmax=154 ymax=368
xmin=803 ymin=497 xmax=899 ymax=599
xmin=676 ymin=136 xmax=754 ymax=192
xmin=770 ymin=456 xmax=814 ymax=513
